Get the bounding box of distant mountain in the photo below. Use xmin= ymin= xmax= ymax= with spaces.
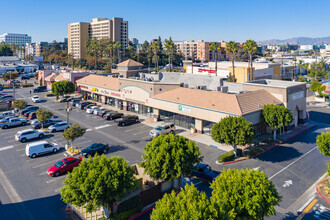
xmin=258 ymin=36 xmax=330 ymax=45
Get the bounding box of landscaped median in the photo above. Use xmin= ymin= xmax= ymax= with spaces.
xmin=316 ymin=176 xmax=330 ymax=203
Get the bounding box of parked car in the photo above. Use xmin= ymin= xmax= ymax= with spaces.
xmin=21 ymin=75 xmax=30 ymax=80
xmin=24 ymin=109 xmax=37 ymax=117
xmin=80 ymin=143 xmax=110 ymax=158
xmin=1 ymin=95 xmax=15 ymax=101
xmin=15 ymin=129 xmax=45 ymax=143
xmin=58 ymin=95 xmax=71 ymax=102
xmin=20 ymin=106 xmax=39 ymax=116
xmin=116 ymin=115 xmax=139 ymax=126
xmin=76 ymin=101 xmax=92 ymax=109
xmin=25 ymin=141 xmax=60 ymax=158
xmin=48 ymin=122 xmax=70 ymax=133
xmin=47 ymin=157 xmax=82 ymax=177
xmin=0 ymin=111 xmax=15 ymax=119
xmin=31 ymin=119 xmax=56 ymax=129
xmin=32 ymin=86 xmax=47 ymax=93
xmin=103 ymin=112 xmax=123 ymax=120
xmin=86 ymin=106 xmax=99 ymax=114
xmin=0 ymin=118 xmax=27 ymax=129
xmin=31 ymin=95 xmax=41 ymax=103
xmin=93 ymin=107 xmax=106 ymax=115
xmin=70 ymin=98 xmax=81 ymax=106
xmin=149 ymin=123 xmax=176 ymax=137
xmin=98 ymin=110 xmax=113 ymax=117
xmin=192 ymin=163 xmax=220 ymax=182
xmin=84 ymin=103 xmax=96 ymax=110
xmin=0 ymin=92 xmax=6 ymax=96
xmin=28 ymin=112 xmax=37 ymax=120
xmin=0 ymin=116 xmax=17 ymax=123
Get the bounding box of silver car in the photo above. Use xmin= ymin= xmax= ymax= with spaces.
xmin=149 ymin=123 xmax=176 ymax=137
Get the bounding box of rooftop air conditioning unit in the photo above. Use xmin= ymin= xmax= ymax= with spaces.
xmin=217 ymin=86 xmax=221 ymax=91
xmin=200 ymin=86 xmax=206 ymax=90
xmin=221 ymin=86 xmax=228 ymax=93
xmin=184 ymin=84 xmax=189 ymax=88
xmin=180 ymin=83 xmax=184 ymax=87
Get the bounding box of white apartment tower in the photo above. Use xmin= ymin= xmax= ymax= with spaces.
xmin=68 ymin=17 xmax=128 ymax=59
xmin=0 ymin=33 xmax=32 ymax=47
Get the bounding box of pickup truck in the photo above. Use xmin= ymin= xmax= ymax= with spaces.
xmin=0 ymin=118 xmax=27 ymax=129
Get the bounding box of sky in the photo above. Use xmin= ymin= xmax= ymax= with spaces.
xmin=1 ymin=0 xmax=329 ymax=43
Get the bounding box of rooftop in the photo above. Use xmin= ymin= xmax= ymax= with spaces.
xmin=76 ymin=74 xmax=119 ymax=91
xmin=245 ymin=79 xmax=306 ymax=88
xmin=117 ymin=59 xmax=143 ymax=67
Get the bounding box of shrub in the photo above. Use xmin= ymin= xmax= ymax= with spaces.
xmin=261 ymin=137 xmax=274 ymax=144
xmin=46 ymin=93 xmax=55 ymax=97
xmin=117 ymin=195 xmax=142 ymax=213
xmin=218 ymin=149 xmax=243 ymax=163
xmin=111 ymin=208 xmax=140 ymax=220
xmin=22 ymin=84 xmax=34 ymax=87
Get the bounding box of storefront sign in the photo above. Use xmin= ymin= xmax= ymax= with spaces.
xmin=110 ymin=92 xmax=121 ymax=97
xmin=123 ymin=89 xmax=133 ymax=94
xmin=79 ymin=85 xmax=88 ymax=89
xmin=290 ymin=91 xmax=304 ymax=101
xmin=198 ymin=68 xmax=216 ymax=74
xmin=100 ymin=89 xmax=109 ymax=95
xmin=178 ymin=105 xmax=191 ymax=112
xmin=92 ymin=88 xmax=98 ymax=92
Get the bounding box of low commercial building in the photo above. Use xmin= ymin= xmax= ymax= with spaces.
xmin=38 ymin=70 xmax=89 ymax=88
xmin=117 ymin=59 xmax=146 ymax=78
xmin=77 ymin=75 xmax=306 ymax=135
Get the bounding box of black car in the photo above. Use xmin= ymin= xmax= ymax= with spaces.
xmin=20 ymin=106 xmax=39 ymax=116
xmin=103 ymin=112 xmax=123 ymax=120
xmin=24 ymin=109 xmax=38 ymax=117
xmin=77 ymin=101 xmax=92 ymax=110
xmin=70 ymin=98 xmax=81 ymax=106
xmin=192 ymin=163 xmax=220 ymax=182
xmin=21 ymin=75 xmax=30 ymax=80
xmin=116 ymin=115 xmax=139 ymax=126
xmin=58 ymin=96 xmax=71 ymax=102
xmin=32 ymin=86 xmax=47 ymax=93
xmin=31 ymin=119 xmax=56 ymax=129
xmin=83 ymin=103 xmax=96 ymax=110
xmin=98 ymin=110 xmax=113 ymax=117
xmin=80 ymin=143 xmax=110 ymax=158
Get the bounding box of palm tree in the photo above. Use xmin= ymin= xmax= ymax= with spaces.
xmin=243 ymin=40 xmax=258 ymax=81
xmin=90 ymin=37 xmax=99 ymax=70
xmin=209 ymin=42 xmax=221 ymax=76
xmin=84 ymin=38 xmax=92 ymax=71
xmin=151 ymin=42 xmax=160 ymax=73
xmin=164 ymin=37 xmax=176 ymax=72
xmin=297 ymin=60 xmax=304 ymax=75
xmin=226 ymin=41 xmax=239 ymax=82
xmin=99 ymin=38 xmax=109 ymax=70
xmin=107 ymin=41 xmax=115 ymax=73
xmin=114 ymin=42 xmax=122 ymax=64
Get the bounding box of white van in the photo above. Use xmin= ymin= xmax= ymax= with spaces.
xmin=25 ymin=141 xmax=60 ymax=158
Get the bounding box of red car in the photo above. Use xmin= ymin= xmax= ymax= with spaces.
xmin=47 ymin=157 xmax=82 ymax=177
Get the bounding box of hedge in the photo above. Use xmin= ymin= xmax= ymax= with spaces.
xmin=218 ymin=149 xmax=243 ymax=163
xmin=111 ymin=208 xmax=140 ymax=220
xmin=46 ymin=93 xmax=55 ymax=97
xmin=117 ymin=195 xmax=142 ymax=213
xmin=22 ymin=84 xmax=34 ymax=87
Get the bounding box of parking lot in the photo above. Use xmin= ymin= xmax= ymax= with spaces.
xmin=0 ymin=80 xmax=221 ymax=219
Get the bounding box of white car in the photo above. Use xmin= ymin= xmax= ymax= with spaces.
xmin=48 ymin=122 xmax=70 ymax=133
xmin=93 ymin=107 xmax=106 ymax=115
xmin=15 ymin=129 xmax=45 ymax=143
xmin=86 ymin=106 xmax=99 ymax=114
xmin=31 ymin=95 xmax=41 ymax=103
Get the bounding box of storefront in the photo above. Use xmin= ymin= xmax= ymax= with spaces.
xmin=203 ymin=120 xmax=215 ymax=135
xmin=127 ymin=101 xmax=153 ymax=117
xmin=159 ymin=110 xmax=195 ymax=129
xmin=105 ymin=97 xmax=123 ymax=110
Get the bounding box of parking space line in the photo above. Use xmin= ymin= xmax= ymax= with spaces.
xmin=4 ymin=136 xmax=12 ymax=139
xmin=16 ymin=148 xmax=26 ymax=151
xmin=86 ymin=128 xmax=92 ymax=132
xmin=95 ymin=124 xmax=111 ymax=130
xmin=124 ymin=127 xmax=142 ymax=133
xmin=46 ymin=175 xmax=66 ymax=184
xmin=133 ymin=130 xmax=150 ymax=136
xmin=32 ymin=158 xmax=62 ymax=169
xmin=0 ymin=145 xmax=14 ymax=152
xmin=74 ymin=140 xmax=92 ymax=146
xmin=7 ymin=140 xmax=16 ymax=143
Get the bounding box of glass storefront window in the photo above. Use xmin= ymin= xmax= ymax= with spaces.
xmin=203 ymin=120 xmax=215 ymax=135
xmin=160 ymin=110 xmax=195 ymax=130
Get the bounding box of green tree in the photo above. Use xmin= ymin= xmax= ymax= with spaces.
xmin=1 ymin=71 xmax=18 ymax=81
xmin=60 ymin=155 xmax=135 ymax=213
xmin=210 ymin=169 xmax=281 ymax=220
xmin=125 ymin=42 xmax=137 ymax=60
xmin=62 ymin=123 xmax=86 ymax=147
xmin=210 ymin=42 xmax=221 ymax=76
xmin=51 ymin=80 xmax=75 ymax=97
xmin=150 ymin=184 xmax=220 ymax=220
xmin=243 ymin=40 xmax=259 ymax=81
xmin=262 ymin=104 xmax=293 ymax=140
xmin=114 ymin=41 xmax=122 ymax=64
xmin=316 ymin=131 xmax=330 ymax=157
xmin=12 ymin=99 xmax=27 ymax=110
xmin=226 ymin=41 xmax=239 ymax=81
xmin=164 ymin=37 xmax=176 ymax=72
xmin=36 ymin=109 xmax=53 ymax=129
xmin=151 ymin=41 xmax=160 ymax=72
xmin=310 ymin=81 xmax=322 ymax=92
xmin=106 ymin=40 xmax=115 ymax=73
xmin=90 ymin=37 xmax=99 ymax=70
xmin=0 ymin=42 xmax=13 ymax=56
xmin=211 ymin=116 xmax=255 ymax=157
xmin=140 ymin=134 xmax=202 ymax=188
xmin=297 ymin=75 xmax=305 ymax=82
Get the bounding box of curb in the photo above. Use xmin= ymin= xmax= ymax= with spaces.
xmin=128 ymin=204 xmax=155 ymax=220
xmin=221 ymin=124 xmax=315 ymax=165
xmin=316 ymin=179 xmax=330 ymax=203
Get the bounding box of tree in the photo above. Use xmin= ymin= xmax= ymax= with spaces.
xmin=234 ymin=47 xmax=249 ymax=62
xmin=36 ymin=109 xmax=53 ymax=129
xmin=114 ymin=41 xmax=122 ymax=64
xmin=310 ymin=81 xmax=322 ymax=92
xmin=140 ymin=134 xmax=202 ymax=187
xmin=211 ymin=116 xmax=255 ymax=156
xmin=12 ymin=99 xmax=27 ymax=110
xmin=297 ymin=75 xmax=305 ymax=82
xmin=0 ymin=42 xmax=13 ymax=56
xmin=150 ymin=184 xmax=220 ymax=220
xmin=243 ymin=40 xmax=259 ymax=81
xmin=125 ymin=42 xmax=137 ymax=60
xmin=210 ymin=42 xmax=221 ymax=76
xmin=226 ymin=41 xmax=239 ymax=81
xmin=262 ymin=104 xmax=293 ymax=140
xmin=316 ymin=131 xmax=330 ymax=157
xmin=2 ymin=71 xmax=18 ymax=81
xmin=62 ymin=123 xmax=86 ymax=147
xmin=151 ymin=41 xmax=160 ymax=72
xmin=60 ymin=155 xmax=135 ymax=214
xmin=164 ymin=38 xmax=176 ymax=72
xmin=210 ymin=169 xmax=281 ymax=219
xmin=51 ymin=80 xmax=75 ymax=97
xmin=90 ymin=37 xmax=99 ymax=70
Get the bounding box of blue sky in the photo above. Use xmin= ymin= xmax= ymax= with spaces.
xmin=1 ymin=0 xmax=329 ymax=43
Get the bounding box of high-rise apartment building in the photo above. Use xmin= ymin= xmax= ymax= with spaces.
xmin=68 ymin=17 xmax=128 ymax=59
xmin=175 ymin=41 xmax=198 ymax=60
xmin=0 ymin=33 xmax=32 ymax=47
xmin=197 ymin=40 xmax=210 ymax=62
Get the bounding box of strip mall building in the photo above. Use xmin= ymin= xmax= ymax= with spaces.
xmin=76 ymin=75 xmax=306 ymax=135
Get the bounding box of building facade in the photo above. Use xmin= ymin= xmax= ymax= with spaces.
xmin=175 ymin=41 xmax=197 ymax=60
xmin=0 ymin=33 xmax=31 ymax=47
xmin=68 ymin=17 xmax=128 ymax=59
